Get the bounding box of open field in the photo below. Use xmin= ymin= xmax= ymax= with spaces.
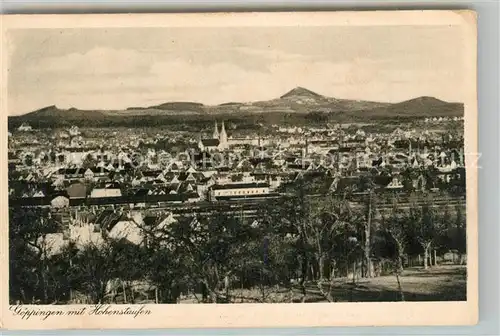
xmin=323 ymin=265 xmax=467 ymax=302
xmin=175 ymin=265 xmax=466 ymax=304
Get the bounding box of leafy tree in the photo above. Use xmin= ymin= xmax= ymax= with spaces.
xmin=401 ymin=168 xmax=416 ymax=192
xmin=437 ymin=205 xmax=454 ymax=256
xmin=9 ymin=207 xmax=62 ymax=304
xmin=424 ymin=166 xmax=439 ymax=190
xmin=146 ymin=246 xmax=185 ymax=303
xmin=140 ymin=211 xmax=256 ymax=303
xmin=24 ymin=154 xmax=34 ymax=167
xmin=49 ymin=151 xmax=57 ymax=164
xmin=111 ymin=213 xmax=187 ymax=303
xmin=82 ymin=153 xmax=97 ymax=169
xmin=410 ymin=197 xmax=447 ymax=269
xmin=269 ymin=180 xmax=312 ymax=302
xmin=68 ymin=241 xmax=119 ymax=304
xmin=307 ymin=195 xmax=360 ymax=301
xmin=108 ymin=239 xmax=148 ymax=303
xmin=265 ymin=180 xmax=362 ymax=302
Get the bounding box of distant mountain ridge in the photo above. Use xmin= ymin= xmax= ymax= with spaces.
xmin=11 ymin=87 xmax=464 ymax=123
xmin=359 ymin=96 xmax=464 ymax=118
xmin=26 ymin=105 xmax=106 ymax=119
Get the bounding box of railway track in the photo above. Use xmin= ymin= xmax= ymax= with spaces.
xmin=41 ymin=193 xmax=466 ymax=222
xmin=141 ymin=197 xmax=466 ymax=219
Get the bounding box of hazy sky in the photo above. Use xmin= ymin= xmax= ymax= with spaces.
xmin=7 ymin=25 xmax=465 ymax=115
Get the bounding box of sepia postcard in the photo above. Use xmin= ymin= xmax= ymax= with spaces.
xmin=0 ymin=11 xmax=478 ymax=329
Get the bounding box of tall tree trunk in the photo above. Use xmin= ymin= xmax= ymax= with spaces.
xmin=396 ymin=240 xmax=405 ymax=273
xmin=300 ymin=280 xmax=307 ymax=303
xmin=122 ymin=281 xmax=127 ymax=303
xmin=155 ymin=287 xmax=159 ymax=304
xmin=427 ymin=243 xmax=433 ymax=267
xmin=224 ymin=275 xmax=230 ymax=300
xmin=395 ymin=272 xmax=405 ymax=301
xmin=300 ymin=254 xmax=308 ymax=303
xmin=395 ymin=238 xmax=405 ymax=301
xmin=316 ymin=255 xmax=334 ymax=302
xmin=209 ymin=291 xmax=218 ymax=304
xmin=352 ymin=261 xmax=357 ymax=284
xmin=365 ymin=192 xmax=373 ymax=277
xmin=316 ymin=272 xmax=335 ymax=303
xmin=423 ymin=242 xmax=432 ymax=269
xmin=40 ymin=262 xmax=49 ymax=304
xmin=423 ymin=247 xmax=429 ymax=270
xmin=202 ymin=279 xmax=219 ymax=304
xmin=433 ymin=249 xmax=438 ymax=266
xmin=318 ymin=255 xmax=325 ymax=280
xmin=131 ymin=283 xmax=135 ymax=303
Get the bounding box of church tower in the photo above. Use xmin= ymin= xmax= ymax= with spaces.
xmin=219 ymin=121 xmax=228 ymax=149
xmin=213 ymin=121 xmax=219 ymax=139
xmin=197 ymin=133 xmax=204 ymax=152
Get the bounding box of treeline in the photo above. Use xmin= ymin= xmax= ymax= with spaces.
xmin=9 ymin=183 xmax=466 ymax=304
xmin=8 ymin=114 xmax=260 ymax=132
xmin=8 ymin=112 xmax=423 ymax=131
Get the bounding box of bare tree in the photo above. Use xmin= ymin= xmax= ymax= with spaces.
xmin=9 ymin=207 xmax=63 ymax=304
xmin=383 ymin=198 xmax=407 ymax=301
xmin=358 ymin=174 xmax=377 ymax=278
xmin=307 ymin=193 xmax=359 ymax=302
xmin=68 ymin=240 xmax=118 ymax=304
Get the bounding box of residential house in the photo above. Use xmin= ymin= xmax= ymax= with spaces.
xmin=107 ymin=220 xmax=143 ymax=245
xmin=90 ymin=182 xmax=122 ymax=198
xmin=51 ymin=195 xmax=70 ymax=208
xmin=17 ymin=123 xmax=33 ymax=132
xmin=70 ymin=223 xmax=105 ymax=249
xmin=84 ymin=167 xmax=111 ymax=182
xmin=66 ymin=183 xmax=88 ymax=200
xmin=386 ymin=175 xmax=404 ymax=190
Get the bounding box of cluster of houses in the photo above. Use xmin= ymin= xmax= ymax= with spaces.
xmin=17 ymin=123 xmax=33 ymax=132
xmin=8 ymin=120 xmax=466 ymax=257
xmin=9 ymin=121 xmax=466 ymax=210
xmin=424 ymin=116 xmax=464 ymax=123
xmin=32 ymin=207 xmax=179 ymax=256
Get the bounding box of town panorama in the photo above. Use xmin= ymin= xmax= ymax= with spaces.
xmin=8 ymin=86 xmax=467 ymax=305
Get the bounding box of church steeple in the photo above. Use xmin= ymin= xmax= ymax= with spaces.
xmin=213 ymin=121 xmax=219 ymax=139
xmin=219 ymin=121 xmax=228 ymax=148
xmin=197 ymin=133 xmax=203 ymax=150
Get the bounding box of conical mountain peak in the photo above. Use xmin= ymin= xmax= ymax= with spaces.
xmin=280 ymin=87 xmax=323 ymax=99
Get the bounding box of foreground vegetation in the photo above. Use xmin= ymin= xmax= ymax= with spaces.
xmin=9 ymin=183 xmax=466 ymax=304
